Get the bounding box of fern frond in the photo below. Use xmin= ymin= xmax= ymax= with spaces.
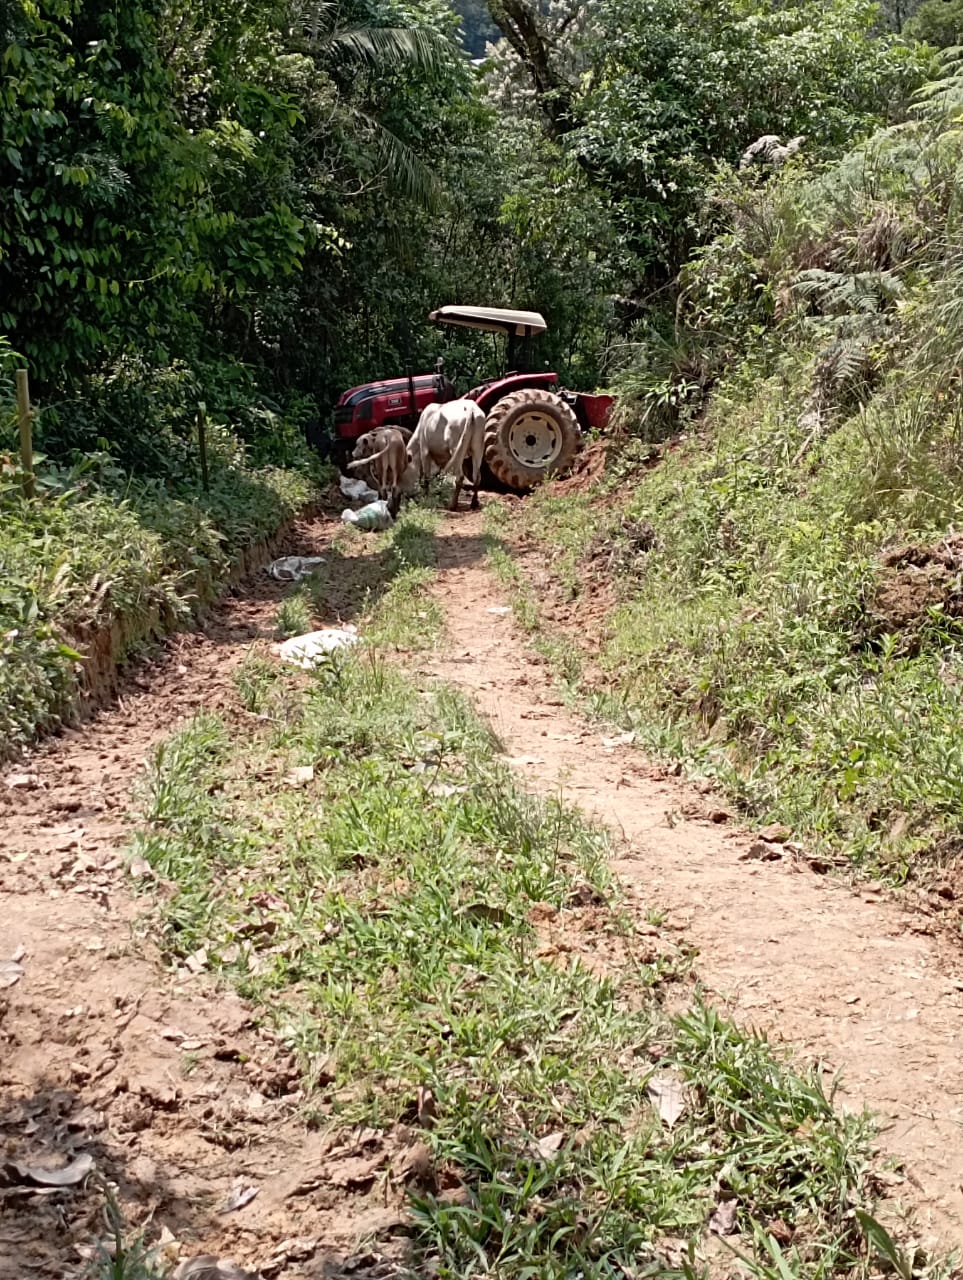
xmin=792 ymin=268 xmax=903 ymax=317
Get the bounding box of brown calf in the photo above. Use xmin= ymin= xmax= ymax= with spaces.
xmin=346 ymin=428 xmax=409 ymax=517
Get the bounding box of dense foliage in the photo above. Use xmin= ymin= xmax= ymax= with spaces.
xmin=572 ymin=0 xmax=928 ymax=280
xmin=0 ymin=0 xmax=946 ymax=765
xmin=903 ymin=0 xmax=963 ymax=45
xmin=2 ymin=0 xmax=930 ymax=428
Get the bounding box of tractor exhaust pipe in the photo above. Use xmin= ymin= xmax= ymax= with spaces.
xmin=403 ymin=318 xmax=417 ymax=428
xmin=407 ymin=364 xmax=416 ymax=427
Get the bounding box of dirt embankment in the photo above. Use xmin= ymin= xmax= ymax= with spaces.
xmin=868 ymin=535 xmax=963 ymax=651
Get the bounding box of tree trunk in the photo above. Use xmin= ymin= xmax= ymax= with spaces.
xmin=487 ymin=0 xmax=576 ymax=138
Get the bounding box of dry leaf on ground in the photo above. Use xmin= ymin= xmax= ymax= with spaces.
xmin=535 ymin=1131 xmax=566 ymax=1159
xmin=708 ymin=1198 xmax=739 ymax=1236
xmin=647 ymin=1072 xmax=687 ymax=1128
xmin=6 ymin=1152 xmax=94 ymax=1187
xmin=218 ymin=1183 xmax=259 ymax=1214
xmin=174 ymin=1257 xmax=261 ymax=1280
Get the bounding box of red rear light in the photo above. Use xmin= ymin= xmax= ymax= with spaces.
xmin=358 ymin=401 xmax=373 ymax=421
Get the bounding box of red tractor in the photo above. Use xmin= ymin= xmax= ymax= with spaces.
xmin=331 ymin=306 xmax=614 ymax=490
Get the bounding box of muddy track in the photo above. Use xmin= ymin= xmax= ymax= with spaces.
xmin=1 ymin=504 xmax=962 ymax=1276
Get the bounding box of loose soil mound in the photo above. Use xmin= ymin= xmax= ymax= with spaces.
xmin=869 ymin=535 xmax=963 ymax=649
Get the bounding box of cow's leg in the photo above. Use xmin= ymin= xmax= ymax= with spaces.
xmin=387 ymin=461 xmax=402 ymax=517
xmin=450 ymin=473 xmax=464 ymax=511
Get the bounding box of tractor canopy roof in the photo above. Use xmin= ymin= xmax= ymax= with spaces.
xmin=428 ymin=306 xmax=548 ymax=336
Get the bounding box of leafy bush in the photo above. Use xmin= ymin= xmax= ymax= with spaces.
xmin=903 ymin=0 xmax=963 ymax=47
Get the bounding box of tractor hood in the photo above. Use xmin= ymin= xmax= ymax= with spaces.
xmin=429 ymin=306 xmax=548 ymax=336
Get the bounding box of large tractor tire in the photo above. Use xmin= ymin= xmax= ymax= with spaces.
xmin=484 ymin=388 xmax=581 ymax=490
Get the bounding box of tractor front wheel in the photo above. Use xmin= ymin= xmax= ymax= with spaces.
xmin=484 ymin=388 xmax=580 ymax=490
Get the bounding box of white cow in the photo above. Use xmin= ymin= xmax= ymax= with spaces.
xmin=408 ymin=398 xmax=486 ymax=511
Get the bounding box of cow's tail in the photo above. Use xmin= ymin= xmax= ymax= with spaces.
xmin=346 ymin=443 xmax=390 ymax=470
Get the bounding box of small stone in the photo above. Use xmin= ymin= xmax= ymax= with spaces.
xmin=758 ymin=823 xmax=791 ymax=843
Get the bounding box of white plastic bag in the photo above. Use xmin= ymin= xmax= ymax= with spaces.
xmin=265 ymin=556 xmax=326 ymax=582
xmin=341 ymin=500 xmax=393 ymax=531
xmin=339 ymin=474 xmax=378 ymax=504
xmin=275 ymin=626 xmax=359 ymax=668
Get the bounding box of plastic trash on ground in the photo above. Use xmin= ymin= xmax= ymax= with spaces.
xmin=275 ymin=626 xmax=359 ymax=668
xmin=341 ymin=499 xmax=393 ymax=531
xmin=265 ymin=556 xmax=327 ymax=582
xmin=339 ymin=474 xmax=379 ymax=504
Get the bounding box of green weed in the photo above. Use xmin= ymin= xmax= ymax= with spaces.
xmin=275 ymin=586 xmax=314 ymax=638
xmin=83 ymin=1182 xmax=167 ymax=1280
xmin=233 ymin=651 xmax=281 ymax=714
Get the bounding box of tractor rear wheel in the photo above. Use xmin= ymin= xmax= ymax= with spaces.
xmin=484 ymin=388 xmax=581 ymax=490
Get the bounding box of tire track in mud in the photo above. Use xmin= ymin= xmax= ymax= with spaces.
xmin=421 ymin=507 xmax=963 ymax=1250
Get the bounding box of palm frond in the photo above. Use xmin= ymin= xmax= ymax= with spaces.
xmin=322 ymin=24 xmax=451 ymax=77
xmin=360 ymin=110 xmax=442 ymax=208
xmin=292 ymin=0 xmax=339 ymax=41
xmin=291 ymin=1 xmax=452 ymax=72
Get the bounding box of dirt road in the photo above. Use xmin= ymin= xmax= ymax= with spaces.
xmin=1 ymin=504 xmax=962 ymax=1276
xmin=421 ymin=509 xmax=963 ymax=1249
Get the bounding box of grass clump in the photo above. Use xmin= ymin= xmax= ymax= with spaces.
xmin=131 ymin=648 xmax=903 ymax=1279
xmin=275 ymin=587 xmax=314 ymax=639
xmin=365 ymin=504 xmax=443 ymax=649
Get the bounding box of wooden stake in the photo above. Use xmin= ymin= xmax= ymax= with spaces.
xmin=15 ymin=369 xmax=36 ymax=500
xmin=196 ymin=405 xmax=210 ymax=493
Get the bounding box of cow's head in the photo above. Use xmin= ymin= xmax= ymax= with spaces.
xmin=350 ymin=432 xmax=378 ymax=463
